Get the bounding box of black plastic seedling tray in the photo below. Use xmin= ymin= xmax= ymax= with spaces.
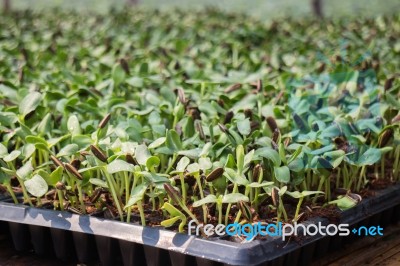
xmin=1 ymin=184 xmax=400 ymax=266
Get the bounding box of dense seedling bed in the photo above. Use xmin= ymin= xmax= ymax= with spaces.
xmin=0 ymin=10 xmax=399 ymax=242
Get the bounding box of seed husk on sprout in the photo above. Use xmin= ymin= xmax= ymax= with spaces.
xmin=90 ymin=145 xmax=108 ymax=162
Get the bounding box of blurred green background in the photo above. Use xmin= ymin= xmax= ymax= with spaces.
xmin=11 ymin=0 xmax=400 ymax=18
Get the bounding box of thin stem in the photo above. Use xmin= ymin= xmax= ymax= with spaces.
xmin=16 ymin=176 xmax=33 ymax=206
xmin=253 ymin=169 xmax=263 ymax=211
xmin=104 ymin=171 xmax=124 ymax=221
xmin=301 ymin=180 xmax=307 ymax=192
xmin=195 ymin=176 xmax=207 ymax=224
xmin=218 ymin=202 xmax=223 ymax=225
xmin=137 ymin=201 xmax=146 ymax=226
xmin=276 ymin=206 xmax=281 ymax=224
xmin=180 ymin=203 xmax=199 ymax=225
xmin=356 ymin=166 xmax=366 ymax=192
xmin=179 ymin=173 xmax=187 ymax=203
xmin=306 ymin=170 xmax=311 ymax=190
xmin=6 ymin=183 xmax=18 ymax=204
xmin=336 ymin=168 xmax=341 ymax=189
xmin=279 ymin=199 xmax=288 ymax=221
xmin=165 ymin=153 xmax=178 ymax=174
xmin=127 ymin=207 xmax=132 ymax=223
xmin=225 ymin=183 xmax=238 ymax=224
xmin=294 ymin=197 xmax=304 ymax=221
xmin=312 ymin=171 xmax=318 ymax=188
xmin=36 ymin=197 xmax=42 ymax=207
xmin=347 ymin=166 xmax=358 ymax=191
xmin=343 ymin=164 xmax=349 ymax=189
xmin=77 ymin=183 xmax=86 ymax=214
xmin=313 ymin=176 xmax=325 ymax=204
xmin=124 ymin=172 xmax=130 ymax=203
xmin=149 ymin=185 xmax=156 ymax=211
xmin=325 ymin=178 xmax=330 ymax=201
xmin=57 ymin=189 xmax=65 ymax=211
xmin=234 ymin=210 xmax=242 ymax=223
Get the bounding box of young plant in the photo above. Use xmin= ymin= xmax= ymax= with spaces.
xmin=286 ymin=190 xmax=324 ymax=221
xmin=164 ymin=183 xmax=199 ymax=225
xmin=193 ymin=192 xmax=249 ymax=225
xmin=161 ymin=202 xmax=187 ymax=232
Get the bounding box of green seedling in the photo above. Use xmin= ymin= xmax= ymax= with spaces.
xmin=0 ymin=9 xmax=398 ymax=238
xmin=161 ymin=202 xmax=187 ymax=232
xmin=286 ymin=190 xmax=324 ymax=221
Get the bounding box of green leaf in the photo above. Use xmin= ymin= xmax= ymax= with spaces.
xmin=22 ymin=143 xmax=36 ymax=160
xmin=244 ymin=149 xmax=254 ymax=169
xmin=248 ymin=181 xmax=274 ymax=188
xmin=26 ymin=135 xmax=48 ymax=146
xmin=357 ymin=148 xmax=381 ymax=166
xmin=146 ymin=156 xmax=160 ymax=170
xmin=166 ymin=130 xmax=182 ymax=151
xmin=236 ymin=145 xmax=245 ymax=174
xmin=3 ymin=150 xmax=21 ymax=162
xmin=385 ymin=93 xmax=400 ymax=109
xmin=288 ymin=146 xmax=302 ymax=163
xmin=0 ymin=143 xmax=8 ymax=158
xmin=178 ymin=148 xmax=201 ymax=159
xmin=57 ymin=144 xmax=79 ymax=157
xmin=288 ymin=158 xmax=304 ymax=172
xmin=224 ymin=168 xmax=249 ymax=185
xmin=16 ymin=160 xmax=33 ymax=180
xmin=329 ymin=195 xmax=357 ymax=210
xmin=125 ymin=182 xmax=149 ymax=208
xmin=24 ymin=174 xmax=48 ymax=197
xmin=278 ymin=186 xmax=287 ymax=196
xmin=186 ymin=163 xmax=200 ymax=174
xmin=176 ymin=156 xmax=190 ymax=172
xmin=1 ymin=167 xmax=14 ymax=176
xmin=148 ymin=137 xmax=166 ymax=149
xmin=78 ymin=165 xmax=105 ymax=173
xmin=71 ymin=135 xmax=92 ymax=149
xmin=47 ymin=135 xmax=71 ymax=148
xmin=285 ymin=191 xmax=302 ymax=198
xmin=0 ymin=169 xmax=10 ymax=184
xmin=135 ymin=144 xmax=151 ymax=166
xmin=199 ymin=157 xmax=212 ymax=170
xmin=37 ymin=113 xmax=52 ymax=135
xmin=107 ymin=159 xmax=134 ymax=174
xmin=199 ymin=143 xmax=212 ymax=157
xmin=255 ymin=147 xmax=281 ymax=166
xmin=67 ymin=115 xmax=81 ymax=135
xmin=89 ymin=178 xmax=109 ymax=188
xmin=222 ymin=193 xmax=249 ymax=204
xmin=286 ymin=190 xmax=323 ymax=198
xmin=237 ymin=118 xmax=251 ymax=136
xmin=192 ymin=194 xmax=217 ymax=207
xmin=126 ymin=77 xmax=144 ymax=87
xmin=162 ymin=202 xmax=183 ymax=217
xmin=112 ymin=64 xmax=126 ymax=86
xmin=301 ymin=190 xmax=324 ymax=197
xmin=19 ymin=91 xmax=42 ymax=117
xmin=160 ymin=216 xmax=181 ymax=227
xmin=310 ymin=144 xmax=335 ymax=155
xmin=141 ymin=172 xmax=170 ymax=184
xmin=47 ymin=166 xmax=63 ymax=186
xmin=274 ymin=166 xmax=290 ymax=183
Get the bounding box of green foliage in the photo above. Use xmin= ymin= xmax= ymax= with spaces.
xmin=0 ymin=9 xmax=399 ymax=238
